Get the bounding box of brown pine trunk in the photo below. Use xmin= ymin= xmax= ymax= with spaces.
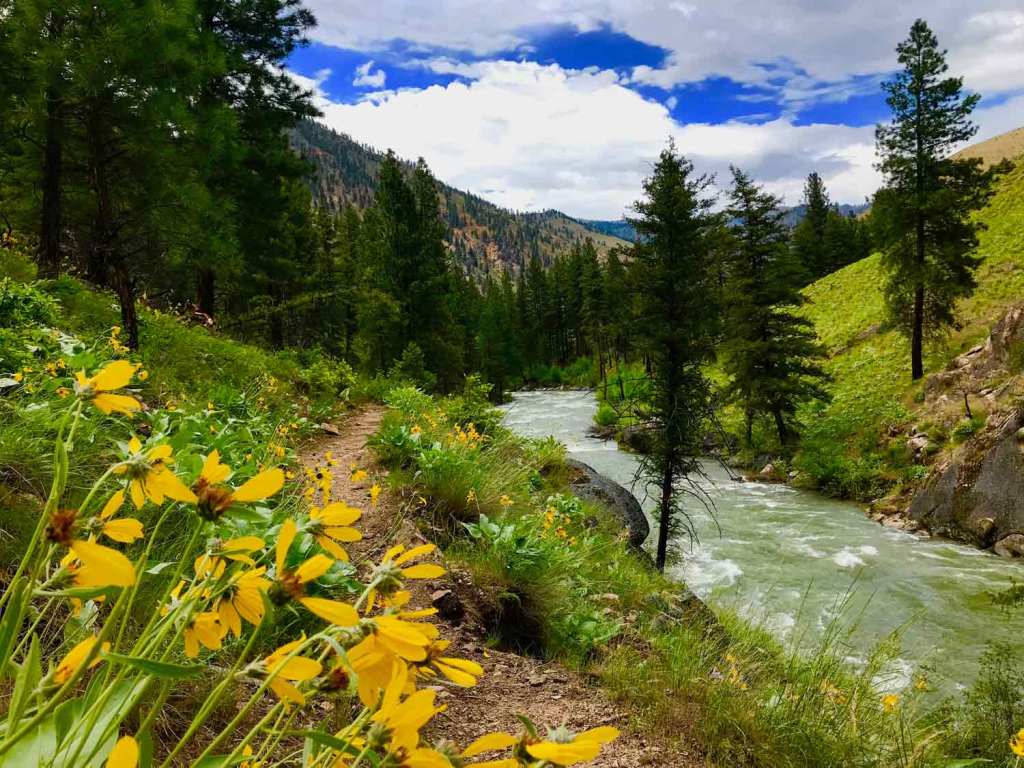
xmin=772 ymin=407 xmax=789 ymax=447
xmin=113 ymin=265 xmax=139 ymax=350
xmin=655 ymin=459 xmax=675 ymax=572
xmin=39 ymin=83 xmax=64 ymax=279
xmin=197 ymin=268 xmax=216 ymax=317
xmin=911 ymin=285 xmax=924 ymax=380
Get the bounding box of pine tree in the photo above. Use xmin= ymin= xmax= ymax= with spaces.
xmin=722 ymin=168 xmax=829 ymax=447
xmin=628 ymin=142 xmax=720 ymax=571
xmin=874 ymin=19 xmax=1003 ymax=380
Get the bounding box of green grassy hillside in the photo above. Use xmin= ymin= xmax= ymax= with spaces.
xmin=796 ymin=160 xmax=1024 ymax=498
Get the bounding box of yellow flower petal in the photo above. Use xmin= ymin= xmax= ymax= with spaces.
xmin=401 ymin=564 xmax=446 ymax=580
xmin=232 ymin=468 xmax=284 ymax=503
xmin=201 ymin=450 xmax=231 ymax=484
xmin=294 ymin=554 xmax=333 ymax=584
xmin=269 ymin=676 xmax=305 ymax=705
xmin=394 ymin=543 xmax=435 ymax=566
xmin=151 ymin=468 xmax=197 ymax=504
xmin=105 ymin=735 xmax=138 ymax=768
xmin=92 ymin=393 xmax=142 ymax=415
xmin=100 ymin=491 xmax=125 ymax=520
xmin=316 ymin=535 xmax=350 ymax=561
xmin=462 ymin=732 xmax=518 ymax=757
xmin=276 ymin=518 xmax=297 ymax=574
xmin=102 ymin=518 xmax=144 ymax=544
xmin=437 ymin=657 xmax=483 ymax=686
xmin=218 ymin=598 xmax=242 ymax=638
xmin=91 ymin=360 xmax=137 ymax=392
xmin=70 ymin=539 xmax=135 ymax=586
xmin=299 ymin=597 xmax=359 ymax=626
xmin=316 ymin=502 xmax=361 ymax=527
xmin=274 ymin=656 xmax=322 ymax=682
xmin=129 ymin=480 xmax=145 ymax=510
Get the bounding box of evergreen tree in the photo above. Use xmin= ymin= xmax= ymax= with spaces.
xmin=628 ymin=142 xmax=720 ymax=571
xmin=792 ymin=172 xmax=873 ymax=283
xmin=874 ymin=19 xmax=1003 ymax=380
xmin=722 ymin=168 xmax=829 ymax=447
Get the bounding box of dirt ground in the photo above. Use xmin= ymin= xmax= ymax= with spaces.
xmin=300 ymin=405 xmax=704 ymax=767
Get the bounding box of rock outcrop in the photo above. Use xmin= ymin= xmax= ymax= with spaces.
xmin=907 ymin=407 xmax=1024 ymax=554
xmin=564 ymin=458 xmax=650 ymax=550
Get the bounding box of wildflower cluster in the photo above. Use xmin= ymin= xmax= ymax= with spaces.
xmin=0 ymin=359 xmax=618 ymax=767
xmin=540 ymin=494 xmax=584 ymax=546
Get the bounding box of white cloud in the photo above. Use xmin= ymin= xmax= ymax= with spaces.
xmin=311 ymin=60 xmax=891 ymax=218
xmin=353 ymin=60 xmax=387 ymax=88
xmin=305 ymin=1 xmax=1024 ymax=100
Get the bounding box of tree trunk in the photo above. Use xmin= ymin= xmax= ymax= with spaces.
xmin=772 ymin=407 xmax=789 ymax=447
xmin=39 ymin=84 xmax=64 ymax=279
xmin=911 ymin=284 xmax=924 ymax=380
xmin=113 ymin=264 xmax=139 ymax=350
xmin=745 ymin=409 xmax=754 ymax=446
xmin=655 ymin=460 xmax=675 ymax=572
xmin=197 ymin=268 xmax=216 ymax=317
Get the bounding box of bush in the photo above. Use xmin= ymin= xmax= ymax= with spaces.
xmin=594 ymin=402 xmax=618 ymax=427
xmin=390 ymin=341 xmax=437 ymax=391
xmin=952 ymin=414 xmax=986 ymax=443
xmin=0 ymin=278 xmax=59 ymax=329
xmin=299 ymin=353 xmax=355 ymax=403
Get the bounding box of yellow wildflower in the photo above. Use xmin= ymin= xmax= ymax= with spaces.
xmin=370 ymin=663 xmax=444 ymax=754
xmin=1011 ymin=728 xmax=1024 ymax=757
xmin=350 ymin=468 xmax=368 ymax=484
xmin=183 ymin=611 xmax=224 ymax=658
xmin=526 ymin=726 xmax=620 ymax=766
xmin=263 ymin=637 xmax=322 ymax=706
xmin=54 ymin=636 xmax=110 ymax=684
xmin=217 ymin=567 xmax=270 ymax=637
xmin=113 ymin=437 xmax=194 ymax=510
xmin=419 ymin=639 xmax=484 ymax=687
xmin=309 ymin=501 xmax=362 ymax=561
xmin=94 ymin=490 xmax=144 ymax=543
xmin=371 ymin=483 xmax=382 ymax=507
xmin=882 ymin=693 xmax=899 ymax=713
xmin=47 ymin=509 xmax=135 ymax=587
xmin=105 ymin=735 xmax=138 ymax=768
xmin=272 ymin=519 xmax=359 ymax=626
xmin=191 ymin=450 xmax=283 ymax=521
xmin=499 ymin=495 xmax=513 ymax=508
xmin=74 ymin=360 xmax=141 ymax=415
xmin=462 ymin=731 xmax=520 ymax=759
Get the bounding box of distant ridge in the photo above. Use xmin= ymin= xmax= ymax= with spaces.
xmin=290 ymin=119 xmax=628 ymax=277
xmin=953 ymin=126 xmax=1024 ymax=167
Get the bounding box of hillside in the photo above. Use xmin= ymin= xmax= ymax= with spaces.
xmin=953 ymin=126 xmax=1024 ymax=168
xmin=795 ymin=134 xmax=1024 ymax=507
xmin=291 ymin=120 xmax=628 ymax=276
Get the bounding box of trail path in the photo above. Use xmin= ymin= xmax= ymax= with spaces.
xmin=301 ymin=405 xmax=701 ymax=768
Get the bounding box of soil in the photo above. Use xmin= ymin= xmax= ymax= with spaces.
xmin=300 ymin=405 xmax=704 ymax=767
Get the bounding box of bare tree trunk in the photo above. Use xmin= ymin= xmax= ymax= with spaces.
xmin=38 ymin=13 xmax=66 ymax=279
xmin=772 ymin=407 xmax=789 ymax=447
xmin=655 ymin=460 xmax=675 ymax=572
xmin=197 ymin=267 xmax=216 ymax=317
xmin=911 ymin=283 xmax=924 ymax=380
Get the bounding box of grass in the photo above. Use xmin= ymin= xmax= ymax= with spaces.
xmin=793 ymin=160 xmax=1024 ymax=499
xmin=370 ymin=384 xmax=1024 ymax=767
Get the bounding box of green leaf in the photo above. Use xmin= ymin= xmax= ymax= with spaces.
xmin=942 ymin=761 xmax=992 ymax=767
xmin=50 ymin=585 xmax=121 ymax=601
xmin=0 ymin=580 xmax=28 ymax=678
xmin=8 ymin=634 xmax=41 ymax=729
xmin=103 ymin=652 xmax=204 ymax=679
xmin=286 ymin=730 xmax=362 ymax=757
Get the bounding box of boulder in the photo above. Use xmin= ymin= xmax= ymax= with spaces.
xmin=908 ymin=408 xmax=1024 ymax=546
xmin=564 ymin=458 xmax=650 ymax=550
xmin=616 ymin=424 xmax=654 ymax=454
xmin=994 ymin=534 xmax=1024 ymax=559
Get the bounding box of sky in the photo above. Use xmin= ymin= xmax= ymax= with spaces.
xmin=287 ymin=2 xmax=1024 ymax=220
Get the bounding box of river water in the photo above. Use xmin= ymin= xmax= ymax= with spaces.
xmin=501 ymin=389 xmax=1024 ymax=692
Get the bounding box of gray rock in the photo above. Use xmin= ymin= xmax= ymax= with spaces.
xmin=994 ymin=534 xmax=1024 ymax=558
xmin=909 ymin=408 xmax=1024 ymax=545
xmin=564 ymin=458 xmax=650 ymax=550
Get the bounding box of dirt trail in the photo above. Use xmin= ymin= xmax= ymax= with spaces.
xmin=302 ymin=405 xmax=699 ymax=768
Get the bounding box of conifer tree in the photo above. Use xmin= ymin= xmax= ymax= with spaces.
xmin=629 ymin=142 xmax=720 ymax=571
xmin=874 ymin=19 xmax=1003 ymax=380
xmin=722 ymin=168 xmax=829 ymax=447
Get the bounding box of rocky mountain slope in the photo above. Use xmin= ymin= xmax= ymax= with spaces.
xmin=797 ymin=126 xmax=1024 ymax=552
xmin=291 ymin=120 xmax=628 ymax=276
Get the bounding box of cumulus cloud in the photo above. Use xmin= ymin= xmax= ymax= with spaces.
xmin=305 ymin=1 xmax=1024 ymax=101
xmin=353 ymin=60 xmax=387 ymax=88
xmin=310 ymin=60 xmax=895 ymax=218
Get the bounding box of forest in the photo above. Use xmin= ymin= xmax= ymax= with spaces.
xmin=1 ymin=2 xmax=1021 ymax=767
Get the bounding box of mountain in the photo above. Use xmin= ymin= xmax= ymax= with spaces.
xmin=953 ymin=126 xmax=1024 ymax=168
xmin=578 ymin=218 xmax=638 ymax=242
xmin=290 ymin=120 xmax=628 ymax=276
xmin=780 ymin=202 xmax=870 ymax=228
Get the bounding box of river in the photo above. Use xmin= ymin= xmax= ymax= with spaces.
xmin=501 ymin=389 xmax=1024 ymax=692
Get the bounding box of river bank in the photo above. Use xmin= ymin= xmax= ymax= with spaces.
xmin=501 ymin=389 xmax=1024 ymax=693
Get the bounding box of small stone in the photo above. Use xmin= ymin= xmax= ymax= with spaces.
xmin=994 ymin=533 xmax=1024 ymax=559
xmin=319 ymin=422 xmax=341 ymax=436
xmin=597 ymin=593 xmax=620 ymax=603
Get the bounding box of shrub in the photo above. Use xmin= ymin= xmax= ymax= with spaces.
xmin=594 ymin=402 xmax=618 ymax=427
xmin=390 ymin=341 xmax=437 ymax=391
xmin=0 ymin=278 xmax=59 ymax=329
xmin=299 ymin=353 xmax=355 ymax=403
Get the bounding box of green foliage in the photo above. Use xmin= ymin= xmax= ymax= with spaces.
xmin=791 ymin=172 xmax=873 ymax=282
xmin=390 ymin=342 xmax=437 ymax=392
xmin=941 ymin=644 xmax=1024 ymax=766
xmin=594 ymin=402 xmax=618 ymax=427
xmin=0 ymin=278 xmax=58 ymax=329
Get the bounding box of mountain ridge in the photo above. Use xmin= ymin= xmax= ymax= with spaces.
xmin=291 ymin=120 xmax=629 ymax=276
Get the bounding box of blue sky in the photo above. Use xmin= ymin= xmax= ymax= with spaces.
xmin=288 ymin=2 xmax=1024 ymax=218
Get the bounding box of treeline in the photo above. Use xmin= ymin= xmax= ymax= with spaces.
xmin=0 ymin=0 xmax=319 ymax=348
